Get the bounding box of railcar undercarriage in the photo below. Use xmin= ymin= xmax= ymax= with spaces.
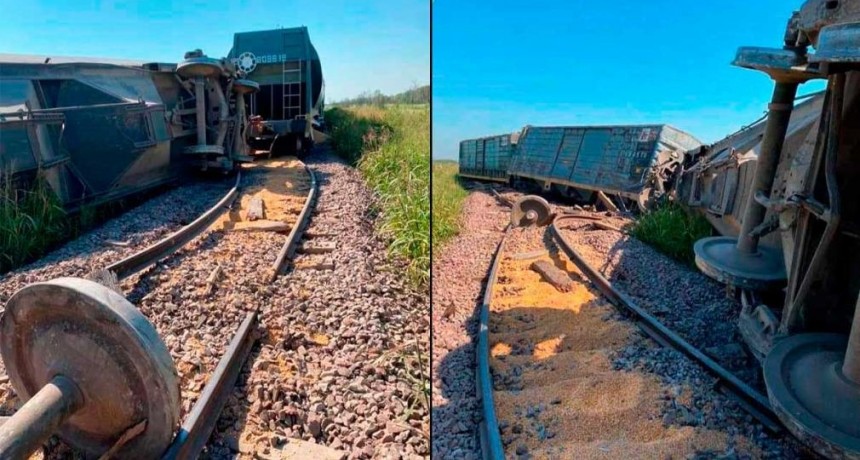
xmin=680 ymin=2 xmax=860 ymax=456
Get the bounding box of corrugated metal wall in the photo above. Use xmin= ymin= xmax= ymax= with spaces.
xmin=458 ymin=134 xmax=515 ymax=180
xmin=509 ymin=125 xmax=669 ymax=195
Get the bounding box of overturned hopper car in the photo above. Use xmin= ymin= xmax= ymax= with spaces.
xmin=675 ymin=1 xmax=860 ymax=456
xmin=1 ymin=56 xmax=196 ymax=211
xmin=678 ymin=93 xmax=825 ymax=253
xmin=459 ymin=125 xmax=701 ymax=210
xmin=0 ymin=27 xmax=324 ymax=211
xmin=228 ymin=27 xmax=325 ymax=156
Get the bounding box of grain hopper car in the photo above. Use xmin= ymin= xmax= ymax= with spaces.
xmin=0 ymin=27 xmax=323 ymax=211
xmin=458 ymin=132 xmax=519 ymax=182
xmin=0 ymin=52 xmax=258 ymax=211
xmin=459 ymin=124 xmax=701 ymax=211
xmin=228 ymin=27 xmax=325 ymax=156
xmin=677 ymin=1 xmax=860 ymax=457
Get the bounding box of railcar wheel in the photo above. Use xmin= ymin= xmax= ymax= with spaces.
xmin=232 ymin=79 xmax=260 ymax=94
xmin=764 ymin=333 xmax=860 ymax=460
xmin=511 ymin=195 xmax=552 ymax=228
xmin=0 ymin=278 xmax=180 ymax=459
xmin=693 ymin=236 xmax=786 ymax=290
xmin=176 ymin=57 xmax=223 ymax=79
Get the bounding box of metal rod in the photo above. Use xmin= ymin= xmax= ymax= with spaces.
xmin=784 ymin=73 xmax=844 ymax=333
xmin=233 ymin=94 xmax=246 ymax=157
xmin=0 ymin=375 xmax=83 ymax=458
xmin=737 ymin=81 xmax=799 ymax=254
xmin=213 ymin=81 xmax=229 ymax=148
xmin=194 ymin=76 xmax=206 ymax=146
xmin=268 ymin=166 xmax=318 ymax=282
xmin=843 ymin=288 xmax=860 ymax=384
xmin=0 ymin=101 xmax=148 ymax=117
xmin=161 ymin=311 xmax=257 ymax=460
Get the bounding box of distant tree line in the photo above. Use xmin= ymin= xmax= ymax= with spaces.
xmin=332 ymin=84 xmax=430 ymax=106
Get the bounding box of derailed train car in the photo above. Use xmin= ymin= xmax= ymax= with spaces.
xmin=458 ymin=132 xmax=518 ymax=182
xmin=0 ymin=27 xmax=323 ymax=211
xmin=459 ymin=124 xmax=701 ymax=210
xmin=458 ymin=2 xmax=860 ymax=455
xmin=675 ymin=1 xmax=860 ymax=457
xmin=228 ymin=27 xmax=325 ymax=156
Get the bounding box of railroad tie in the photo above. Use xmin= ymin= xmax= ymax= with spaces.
xmin=295 ymin=257 xmax=335 ymax=271
xmin=297 ymin=241 xmax=336 ymax=255
xmin=530 ymin=260 xmax=575 ymax=292
xmin=230 ymin=220 xmax=291 ymax=233
xmin=246 ymin=196 xmax=265 ymax=221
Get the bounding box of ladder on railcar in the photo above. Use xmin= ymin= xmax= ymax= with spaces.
xmin=281 ymin=60 xmax=303 ymax=121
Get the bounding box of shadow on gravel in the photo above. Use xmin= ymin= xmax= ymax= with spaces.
xmin=436 ymin=300 xmax=756 ymax=458
xmin=432 ymin=183 xmax=799 ymax=457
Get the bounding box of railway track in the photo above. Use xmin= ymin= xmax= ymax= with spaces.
xmin=476 ymin=198 xmax=807 ymax=459
xmin=0 ymin=157 xmax=320 ymax=458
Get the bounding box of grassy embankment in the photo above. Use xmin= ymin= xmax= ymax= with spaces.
xmin=325 ymin=104 xmax=430 ymax=286
xmin=0 ymin=173 xmax=160 ymax=275
xmin=431 ymin=160 xmax=468 ymax=253
xmin=630 ymin=201 xmax=713 ymax=266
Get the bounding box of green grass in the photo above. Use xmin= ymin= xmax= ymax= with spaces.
xmin=630 ymin=201 xmax=713 ymax=265
xmin=325 ymin=104 xmax=430 ymax=285
xmin=0 ymin=175 xmax=70 ymax=273
xmin=0 ymin=172 xmax=153 ymax=274
xmin=432 ymin=161 xmax=468 ymax=253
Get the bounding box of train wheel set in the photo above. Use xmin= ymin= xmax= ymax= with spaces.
xmin=0 ymin=158 xmax=318 ymax=458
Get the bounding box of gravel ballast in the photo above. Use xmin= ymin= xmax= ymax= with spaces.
xmin=431 ymin=187 xmax=513 ymax=459
xmin=201 ymin=150 xmax=430 ymax=459
xmin=433 ymin=183 xmax=810 ymax=459
xmin=0 ymin=150 xmax=429 ymax=459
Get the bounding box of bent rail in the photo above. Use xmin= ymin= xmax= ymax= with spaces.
xmin=107 ymin=172 xmax=242 ymax=280
xmin=477 ymin=226 xmax=510 ymax=460
xmin=161 ymin=311 xmax=258 ymax=460
xmin=550 ymin=214 xmax=782 ymax=433
xmin=269 ymin=165 xmax=318 ymax=282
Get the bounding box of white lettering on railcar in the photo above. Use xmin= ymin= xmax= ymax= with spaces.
xmin=231 ymin=52 xmax=290 ymax=73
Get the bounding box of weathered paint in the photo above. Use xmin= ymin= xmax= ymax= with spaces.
xmin=458 ymin=133 xmax=518 ymax=181
xmin=510 ymin=124 xmax=701 ymax=199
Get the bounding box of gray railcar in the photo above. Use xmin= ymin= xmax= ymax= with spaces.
xmin=510 ymin=124 xmax=701 ymax=206
xmin=458 ymin=133 xmax=518 ymax=182
xmin=458 ymin=124 xmax=701 ymax=210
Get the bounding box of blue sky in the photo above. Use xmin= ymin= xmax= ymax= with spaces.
xmin=432 ymin=1 xmax=825 ymax=160
xmin=0 ymin=0 xmax=429 ymax=102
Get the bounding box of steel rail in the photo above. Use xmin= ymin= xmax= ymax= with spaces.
xmin=106 ymin=172 xmax=242 ymax=280
xmin=164 ymin=162 xmax=318 ymax=457
xmin=268 ymin=165 xmax=318 ymax=282
xmin=550 ymin=214 xmax=783 ymax=433
xmin=161 ymin=311 xmax=258 ymax=460
xmin=477 ymin=226 xmax=510 ymax=460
